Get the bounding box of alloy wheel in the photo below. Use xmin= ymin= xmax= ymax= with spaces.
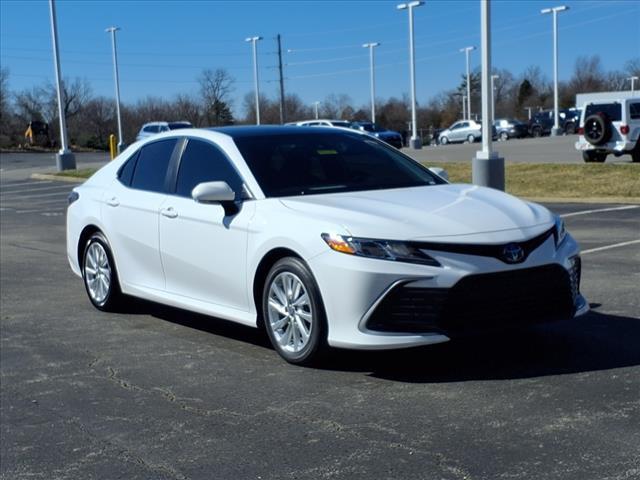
xmin=84 ymin=242 xmax=111 ymax=304
xmin=267 ymin=272 xmax=313 ymax=353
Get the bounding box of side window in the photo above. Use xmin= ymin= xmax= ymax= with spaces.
xmin=175 ymin=139 xmax=243 ymax=199
xmin=460 ymin=122 xmax=469 ymax=128
xmin=629 ymin=103 xmax=640 ymax=120
xmin=143 ymin=125 xmax=158 ymax=133
xmin=130 ymin=139 xmax=177 ymax=193
xmin=117 ymin=150 xmax=139 ymax=186
xmin=450 ymin=123 xmax=460 ymax=130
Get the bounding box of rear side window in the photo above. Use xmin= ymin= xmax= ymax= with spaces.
xmin=629 ymin=103 xmax=640 ymax=120
xmin=130 ymin=139 xmax=177 ymax=193
xmin=585 ymin=103 xmax=622 ymax=122
xmin=143 ymin=125 xmax=159 ymax=133
xmin=118 ymin=151 xmax=139 ymax=186
xmin=175 ymin=139 xmax=243 ymax=198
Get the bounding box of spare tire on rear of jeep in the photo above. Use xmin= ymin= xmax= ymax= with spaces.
xmin=583 ymin=112 xmax=612 ymax=146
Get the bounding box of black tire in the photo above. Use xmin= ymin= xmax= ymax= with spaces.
xmin=582 ymin=151 xmax=607 ymax=163
xmin=583 ymin=113 xmax=612 ymax=146
xmin=632 ymin=141 xmax=640 ymax=163
xmin=467 ymin=134 xmax=475 ymax=143
xmin=440 ymin=135 xmax=449 ymax=145
xmin=82 ymin=232 xmax=123 ymax=311
xmin=531 ymin=126 xmax=542 ymax=138
xmin=500 ymin=131 xmax=509 ymax=141
xmin=564 ymin=122 xmax=576 ymax=135
xmin=262 ymin=257 xmax=327 ymax=365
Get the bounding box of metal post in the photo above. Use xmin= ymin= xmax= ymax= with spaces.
xmin=246 ymin=36 xmax=262 ymax=125
xmin=48 ymin=0 xmax=75 ymax=170
xmin=491 ymin=74 xmax=499 ymax=123
xmin=397 ymin=2 xmax=424 ymax=150
xmin=313 ymin=101 xmax=320 ymax=119
xmin=542 ymin=6 xmax=568 ymax=136
xmin=460 ymin=47 xmax=475 ymax=120
xmin=628 ymin=76 xmax=638 ymax=95
xmin=276 ymin=34 xmax=285 ymax=124
xmin=106 ymin=27 xmax=124 ymax=153
xmin=462 ymin=95 xmax=467 ymax=120
xmin=472 ymin=0 xmax=504 ymax=191
xmin=363 ymin=43 xmax=380 ymax=123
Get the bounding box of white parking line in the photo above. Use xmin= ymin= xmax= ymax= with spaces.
xmin=561 ymin=205 xmax=639 ymax=218
xmin=2 ymin=191 xmax=70 ymax=199
xmin=13 ymin=208 xmax=65 ymax=214
xmin=581 ymin=239 xmax=640 ymax=255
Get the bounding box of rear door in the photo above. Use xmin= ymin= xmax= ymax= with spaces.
xmin=158 ymin=138 xmax=254 ymax=310
xmin=101 ymin=138 xmax=178 ymax=291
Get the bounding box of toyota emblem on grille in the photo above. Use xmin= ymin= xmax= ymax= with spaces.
xmin=502 ymin=243 xmax=525 ymax=263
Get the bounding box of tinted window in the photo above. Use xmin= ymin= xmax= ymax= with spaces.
xmin=118 ymin=151 xmax=139 ymax=186
xmin=175 ymin=139 xmax=243 ymax=198
xmin=234 ymin=132 xmax=443 ymax=197
xmin=584 ymin=103 xmax=622 ymax=122
xmin=143 ymin=125 xmax=159 ymax=133
xmin=630 ymin=103 xmax=640 ymax=120
xmin=130 ymin=139 xmax=177 ymax=193
xmin=168 ymin=122 xmax=192 ymax=130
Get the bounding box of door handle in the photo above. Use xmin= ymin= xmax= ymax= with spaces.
xmin=160 ymin=207 xmax=178 ymax=219
xmin=106 ymin=197 xmax=119 ymax=207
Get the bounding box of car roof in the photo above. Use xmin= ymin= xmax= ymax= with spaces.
xmin=206 ymin=125 xmax=363 ymax=138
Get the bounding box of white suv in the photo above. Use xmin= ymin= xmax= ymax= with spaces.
xmin=288 ymin=119 xmax=353 ymax=128
xmin=575 ymin=97 xmax=640 ymax=162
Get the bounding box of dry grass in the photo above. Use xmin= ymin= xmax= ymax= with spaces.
xmin=426 ymin=162 xmax=640 ymax=201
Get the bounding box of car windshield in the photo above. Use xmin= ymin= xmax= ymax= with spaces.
xmin=584 ymin=103 xmax=622 ymax=122
xmin=234 ymin=132 xmax=444 ymax=197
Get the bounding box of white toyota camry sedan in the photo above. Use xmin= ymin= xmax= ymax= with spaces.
xmin=67 ymin=126 xmax=588 ymax=364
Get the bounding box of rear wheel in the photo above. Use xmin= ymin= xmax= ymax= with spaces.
xmin=500 ymin=131 xmax=509 ymax=141
xmin=582 ymin=151 xmax=607 ymax=163
xmin=262 ymin=257 xmax=327 ymax=365
xmin=467 ymin=134 xmax=475 ymax=143
xmin=632 ymin=142 xmax=640 ymax=163
xmin=531 ymin=126 xmax=542 ymax=138
xmin=564 ymin=122 xmax=576 ymax=135
xmin=82 ymin=232 xmax=123 ymax=311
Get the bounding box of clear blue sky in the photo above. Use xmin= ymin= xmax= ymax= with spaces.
xmin=1 ymin=0 xmax=639 ymax=116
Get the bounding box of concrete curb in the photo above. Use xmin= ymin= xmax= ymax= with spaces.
xmin=30 ymin=173 xmax=86 ymax=184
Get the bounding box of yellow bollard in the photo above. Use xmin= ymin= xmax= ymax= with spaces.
xmin=109 ymin=134 xmax=117 ymax=160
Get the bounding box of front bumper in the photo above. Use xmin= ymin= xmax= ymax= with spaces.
xmin=309 ymin=233 xmax=587 ymax=350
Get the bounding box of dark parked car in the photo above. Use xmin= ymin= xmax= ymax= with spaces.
xmin=351 ymin=122 xmax=403 ymax=149
xmin=493 ymin=118 xmax=528 ymax=141
xmin=528 ymin=109 xmax=581 ymax=137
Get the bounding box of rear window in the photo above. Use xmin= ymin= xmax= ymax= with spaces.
xmin=234 ymin=132 xmax=443 ymax=197
xmin=130 ymin=139 xmax=178 ymax=193
xmin=629 ymin=103 xmax=640 ymax=120
xmin=585 ymin=103 xmax=622 ymax=122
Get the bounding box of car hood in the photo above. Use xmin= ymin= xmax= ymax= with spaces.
xmin=280 ymin=184 xmax=553 ymax=242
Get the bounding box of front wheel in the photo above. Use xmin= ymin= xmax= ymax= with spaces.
xmin=500 ymin=131 xmax=509 ymax=142
xmin=531 ymin=127 xmax=542 ymax=138
xmin=262 ymin=257 xmax=327 ymax=365
xmin=440 ymin=135 xmax=449 ymax=145
xmin=82 ymin=232 xmax=123 ymax=311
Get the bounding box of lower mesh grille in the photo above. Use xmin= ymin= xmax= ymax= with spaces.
xmin=365 ymin=264 xmax=576 ymax=334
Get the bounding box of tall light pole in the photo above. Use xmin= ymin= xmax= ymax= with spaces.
xmin=472 ymin=0 xmax=504 ymax=191
xmin=106 ymin=27 xmax=124 ymax=153
xmin=397 ymin=1 xmax=424 ymax=150
xmin=245 ymin=36 xmax=262 ymax=125
xmin=491 ymin=74 xmax=499 ymax=123
xmin=628 ymin=76 xmax=639 ymax=94
xmin=363 ymin=42 xmax=380 ymax=123
xmin=460 ymin=46 xmax=476 ymax=120
xmin=462 ymin=95 xmax=467 ymax=120
xmin=541 ymin=5 xmax=569 ymax=136
xmin=48 ymin=0 xmax=75 ymax=171
xmin=313 ymin=101 xmax=320 ymax=119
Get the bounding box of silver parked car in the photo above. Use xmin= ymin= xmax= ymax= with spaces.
xmin=135 ymin=121 xmax=193 ymax=142
xmin=438 ymin=120 xmax=483 ymax=144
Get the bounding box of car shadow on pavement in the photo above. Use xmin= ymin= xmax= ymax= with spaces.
xmin=321 ymin=310 xmax=640 ymax=383
xmin=123 ymin=299 xmax=640 ymax=383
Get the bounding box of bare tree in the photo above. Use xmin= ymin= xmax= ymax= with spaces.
xmin=198 ymin=68 xmax=235 ymax=125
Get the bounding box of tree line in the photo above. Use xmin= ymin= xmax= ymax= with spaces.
xmin=0 ymin=55 xmax=638 ymax=150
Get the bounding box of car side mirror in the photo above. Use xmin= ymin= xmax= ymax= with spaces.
xmin=192 ymin=181 xmax=235 ymax=204
xmin=429 ymin=167 xmax=449 ymax=182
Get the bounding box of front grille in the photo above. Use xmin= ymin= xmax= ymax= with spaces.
xmin=365 ymin=264 xmax=576 ymax=334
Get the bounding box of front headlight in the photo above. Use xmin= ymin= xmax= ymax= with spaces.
xmin=554 ymin=215 xmax=567 ymax=247
xmin=321 ymin=233 xmax=441 ymax=267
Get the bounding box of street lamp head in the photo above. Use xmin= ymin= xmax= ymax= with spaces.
xmin=541 ymin=5 xmax=569 ymax=14
xmin=491 ymin=74 xmax=500 ymax=80
xmin=105 ymin=26 xmax=120 ymax=33
xmin=459 ymin=46 xmax=476 ymax=53
xmin=363 ymin=42 xmax=380 ymax=48
xmin=397 ymin=1 xmax=424 ymax=10
xmin=245 ymin=36 xmax=262 ymax=43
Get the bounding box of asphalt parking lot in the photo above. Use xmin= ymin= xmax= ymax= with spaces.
xmin=1 ymin=174 xmax=639 ymax=479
